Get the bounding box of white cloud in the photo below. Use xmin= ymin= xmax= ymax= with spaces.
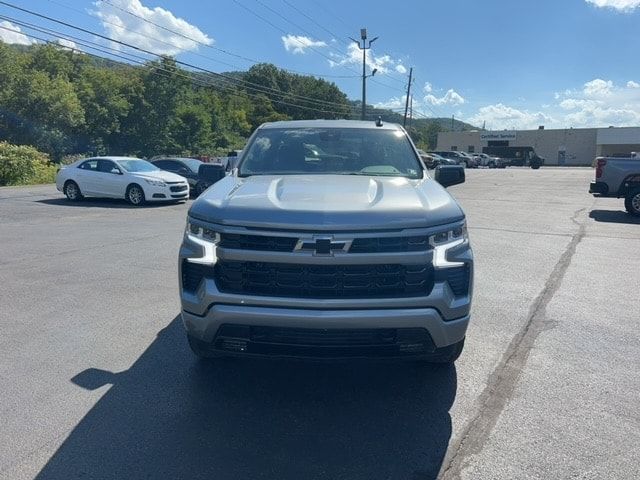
xmin=423 ymin=82 xmax=433 ymax=94
xmin=374 ymin=95 xmax=409 ymax=110
xmin=56 ymin=38 xmax=80 ymax=52
xmin=466 ymin=104 xmax=554 ymax=130
xmin=281 ymin=34 xmax=327 ymax=54
xmin=0 ymin=20 xmax=36 ymax=45
xmin=91 ymin=0 xmax=213 ymax=56
xmin=583 ymin=78 xmax=613 ymax=97
xmin=329 ymin=43 xmax=398 ymax=74
xmin=395 ymin=64 xmax=407 ymax=74
xmin=425 ymin=89 xmax=465 ymax=106
xmin=585 ymin=0 xmax=640 ymax=11
xmin=469 ymin=78 xmax=640 ymax=129
xmin=556 ymin=78 xmax=640 ymax=126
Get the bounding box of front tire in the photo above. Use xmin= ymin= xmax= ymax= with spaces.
xmin=126 ymin=184 xmax=145 ymax=206
xmin=624 ymin=188 xmax=640 ymax=216
xmin=64 ymin=181 xmax=83 ymax=201
xmin=488 ymin=161 xmax=496 ymax=169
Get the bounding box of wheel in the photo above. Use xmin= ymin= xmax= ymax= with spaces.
xmin=531 ymin=165 xmax=541 ymax=170
xmin=126 ymin=184 xmax=145 ymax=206
xmin=419 ymin=338 xmax=465 ymax=364
xmin=464 ymin=161 xmax=469 ymax=168
xmin=624 ymin=188 xmax=640 ymax=216
xmin=488 ymin=161 xmax=496 ymax=169
xmin=194 ymin=181 xmax=208 ymax=197
xmin=64 ymin=180 xmax=83 ymax=201
xmin=187 ymin=334 xmax=224 ymax=359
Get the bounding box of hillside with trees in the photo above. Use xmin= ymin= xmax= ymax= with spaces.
xmin=0 ymin=41 xmax=475 ymax=164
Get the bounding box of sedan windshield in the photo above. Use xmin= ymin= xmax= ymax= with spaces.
xmin=239 ymin=128 xmax=423 ymax=179
xmin=117 ymin=159 xmax=159 ymax=173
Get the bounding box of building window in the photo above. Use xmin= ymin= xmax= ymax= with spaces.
xmin=451 ymin=146 xmax=458 ymax=151
xmin=468 ymin=145 xmax=475 ymax=153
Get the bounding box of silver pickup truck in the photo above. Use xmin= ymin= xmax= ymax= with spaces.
xmin=179 ymin=120 xmax=474 ymax=363
xmin=589 ymin=154 xmax=640 ymax=215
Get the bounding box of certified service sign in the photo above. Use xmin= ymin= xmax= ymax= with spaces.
xmin=480 ymin=132 xmax=517 ymax=141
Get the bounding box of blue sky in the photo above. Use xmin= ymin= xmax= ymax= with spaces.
xmin=2 ymin=0 xmax=640 ymax=129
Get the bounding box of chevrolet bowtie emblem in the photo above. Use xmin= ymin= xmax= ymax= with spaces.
xmin=294 ymin=237 xmax=352 ymax=255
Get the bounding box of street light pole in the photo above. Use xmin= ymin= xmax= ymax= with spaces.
xmin=350 ymin=29 xmax=378 ymax=120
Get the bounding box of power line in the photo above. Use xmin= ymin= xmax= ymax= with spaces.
xmin=46 ymin=0 xmax=358 ymax=80
xmin=231 ymin=0 xmax=355 ymax=73
xmin=301 ymin=0 xmax=409 ymax=88
xmin=0 ymin=2 xmax=357 ymax=112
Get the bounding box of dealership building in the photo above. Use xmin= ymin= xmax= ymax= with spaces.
xmin=437 ymin=126 xmax=640 ymax=165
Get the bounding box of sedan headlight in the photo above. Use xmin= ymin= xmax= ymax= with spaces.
xmin=144 ymin=178 xmax=166 ymax=187
xmin=185 ymin=221 xmax=220 ymax=264
xmin=429 ymin=222 xmax=468 ymax=268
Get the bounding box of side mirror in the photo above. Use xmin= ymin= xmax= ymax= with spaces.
xmin=198 ymin=163 xmax=226 ymax=184
xmin=177 ymin=167 xmax=190 ymax=175
xmin=435 ymin=165 xmax=465 ymax=188
xmin=111 ymin=168 xmax=122 ymax=175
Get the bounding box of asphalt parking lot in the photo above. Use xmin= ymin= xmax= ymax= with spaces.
xmin=1 ymin=167 xmax=639 ymax=480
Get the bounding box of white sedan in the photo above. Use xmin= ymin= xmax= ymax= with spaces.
xmin=56 ymin=156 xmax=190 ymax=206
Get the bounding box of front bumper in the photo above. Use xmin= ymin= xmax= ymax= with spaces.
xmin=179 ymin=227 xmax=473 ymax=357
xmin=144 ymin=182 xmax=189 ymax=201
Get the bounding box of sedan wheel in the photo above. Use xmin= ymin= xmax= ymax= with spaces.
xmin=127 ymin=184 xmax=145 ymax=206
xmin=64 ymin=181 xmax=83 ymax=201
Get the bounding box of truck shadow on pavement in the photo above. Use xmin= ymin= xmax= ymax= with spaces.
xmin=36 ymin=316 xmax=457 ymax=480
xmin=589 ymin=209 xmax=640 ymax=225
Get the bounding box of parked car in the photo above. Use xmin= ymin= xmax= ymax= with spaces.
xmin=196 ymin=163 xmax=227 ymax=194
xmin=417 ymin=149 xmax=444 ymax=169
xmin=431 ymin=151 xmax=468 ymax=167
xmin=483 ymin=146 xmax=544 ymax=169
xmin=151 ymin=157 xmax=205 ymax=196
xmin=589 ymin=153 xmax=640 ymax=215
xmin=426 ymin=152 xmax=457 ymax=167
xmin=456 ymin=152 xmax=480 ymax=168
xmin=435 ymin=150 xmax=475 ymax=168
xmin=56 ymin=156 xmax=189 ymax=205
xmin=179 ymin=119 xmax=473 ymax=364
xmin=472 ymin=153 xmax=508 ymax=168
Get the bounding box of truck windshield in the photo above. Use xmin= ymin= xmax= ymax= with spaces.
xmin=239 ymin=128 xmax=423 ymax=179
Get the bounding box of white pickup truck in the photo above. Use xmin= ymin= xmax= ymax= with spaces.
xmin=589 ymin=153 xmax=640 ymax=216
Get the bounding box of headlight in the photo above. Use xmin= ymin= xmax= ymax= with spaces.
xmin=144 ymin=178 xmax=166 ymax=187
xmin=429 ymin=222 xmax=468 ymax=268
xmin=185 ymin=221 xmax=220 ymax=264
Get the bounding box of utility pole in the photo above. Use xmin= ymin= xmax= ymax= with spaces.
xmin=350 ymin=29 xmax=378 ymax=120
xmin=403 ymin=67 xmax=413 ymax=127
xmin=408 ymin=95 xmax=413 ymax=130
xmin=451 ymin=115 xmax=455 ymax=131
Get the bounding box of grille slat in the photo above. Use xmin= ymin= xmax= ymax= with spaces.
xmin=215 ymin=261 xmax=434 ymax=299
xmin=218 ymin=233 xmax=430 ymax=253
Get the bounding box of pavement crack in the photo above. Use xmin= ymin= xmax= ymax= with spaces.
xmin=440 ymin=206 xmax=589 ymax=480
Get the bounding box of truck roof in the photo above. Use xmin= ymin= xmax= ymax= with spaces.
xmin=259 ymin=119 xmax=404 ymax=130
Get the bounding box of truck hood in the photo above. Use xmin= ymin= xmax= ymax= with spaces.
xmin=189 ymin=174 xmax=464 ymax=231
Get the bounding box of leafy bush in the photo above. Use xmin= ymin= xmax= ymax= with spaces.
xmin=0 ymin=142 xmax=57 ymax=186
